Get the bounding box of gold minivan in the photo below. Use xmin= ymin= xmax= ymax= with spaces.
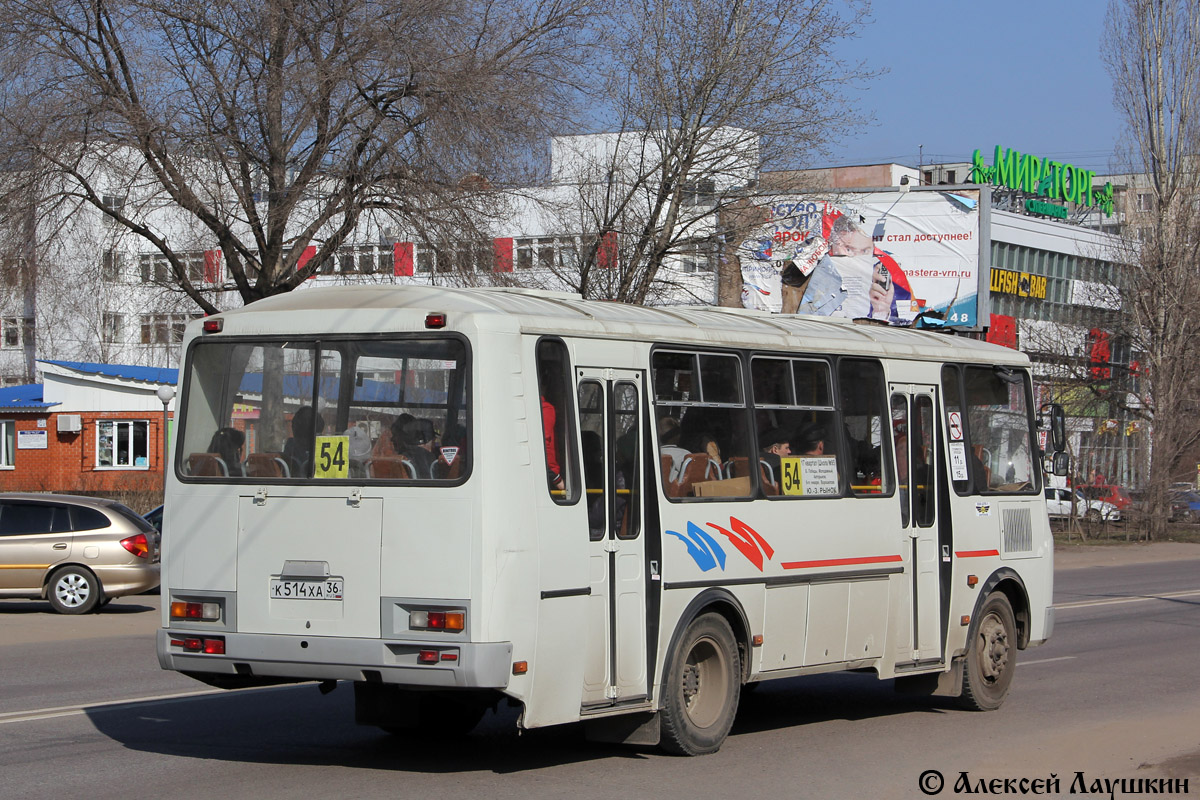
xmin=0 ymin=493 xmax=160 ymax=614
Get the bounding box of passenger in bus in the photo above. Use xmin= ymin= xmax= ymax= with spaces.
xmin=758 ymin=427 xmax=791 ymax=481
xmin=403 ymin=418 xmax=438 ymax=479
xmin=541 ymin=394 xmax=564 ymax=491
xmin=283 ymin=406 xmax=325 ymax=475
xmin=371 ymin=412 xmax=413 ymax=457
xmin=658 ymin=416 xmax=690 ymax=483
xmin=793 ymin=422 xmax=827 ymax=456
xmin=207 ymin=427 xmax=245 ymax=477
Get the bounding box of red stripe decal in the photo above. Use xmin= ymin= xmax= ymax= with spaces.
xmin=955 ymin=549 xmax=1000 ymax=558
xmin=781 ymin=554 xmax=903 ymax=570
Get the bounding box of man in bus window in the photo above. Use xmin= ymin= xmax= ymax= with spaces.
xmin=794 ymin=422 xmax=827 ymax=456
xmin=403 ymin=418 xmax=438 ymax=479
xmin=658 ymin=416 xmax=690 ymax=483
xmin=759 ymin=427 xmax=791 ymax=479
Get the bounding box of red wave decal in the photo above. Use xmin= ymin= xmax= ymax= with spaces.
xmin=705 ymin=517 xmax=774 ymax=572
xmin=731 ymin=517 xmax=773 ymax=560
xmin=706 ymin=521 xmax=763 ymax=571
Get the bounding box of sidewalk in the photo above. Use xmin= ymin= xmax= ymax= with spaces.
xmin=1054 ymin=540 xmax=1200 ymax=570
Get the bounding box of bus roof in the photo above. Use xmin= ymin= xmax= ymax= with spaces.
xmin=214 ymin=285 xmax=1029 ymax=367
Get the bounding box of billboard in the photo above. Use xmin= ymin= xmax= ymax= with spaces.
xmin=738 ymin=189 xmax=982 ymax=328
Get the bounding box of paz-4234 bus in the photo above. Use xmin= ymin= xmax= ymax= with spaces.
xmin=158 ymin=285 xmax=1065 ymax=755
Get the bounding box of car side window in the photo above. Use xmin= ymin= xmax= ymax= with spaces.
xmin=0 ymin=502 xmax=66 ymax=535
xmin=71 ymin=506 xmax=112 ymax=532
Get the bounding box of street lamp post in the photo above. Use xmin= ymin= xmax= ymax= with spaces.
xmin=155 ymin=385 xmax=176 ymax=481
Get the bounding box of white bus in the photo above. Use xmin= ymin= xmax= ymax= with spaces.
xmin=158 ymin=285 xmax=1064 ymax=755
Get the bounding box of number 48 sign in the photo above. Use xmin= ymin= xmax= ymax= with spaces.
xmin=314 ymin=435 xmax=349 ymax=479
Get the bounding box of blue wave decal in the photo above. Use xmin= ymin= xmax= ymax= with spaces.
xmin=666 ymin=521 xmax=728 ymax=571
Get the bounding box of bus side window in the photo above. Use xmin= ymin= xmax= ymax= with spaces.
xmin=654 ymin=350 xmax=752 ymax=500
xmin=836 ymin=359 xmax=893 ymax=496
xmin=750 ymin=355 xmax=840 ymax=499
xmin=963 ymin=365 xmax=1038 ymax=495
xmin=537 ymin=338 xmax=579 ymax=504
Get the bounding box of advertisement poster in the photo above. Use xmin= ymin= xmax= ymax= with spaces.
xmin=738 ymin=190 xmax=981 ymax=328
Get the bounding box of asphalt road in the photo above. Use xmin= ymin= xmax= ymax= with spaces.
xmin=2 ymin=550 xmax=1198 ymax=799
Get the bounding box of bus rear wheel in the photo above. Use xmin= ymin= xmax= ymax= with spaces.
xmin=959 ymin=591 xmax=1016 ymax=711
xmin=660 ymin=613 xmax=740 ymax=756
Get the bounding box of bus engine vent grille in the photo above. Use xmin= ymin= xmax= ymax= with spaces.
xmin=1001 ymin=507 xmax=1033 ymax=555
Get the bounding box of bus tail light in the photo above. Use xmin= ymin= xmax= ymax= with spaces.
xmin=409 ymin=607 xmax=465 ymax=632
xmin=170 ymin=600 xmax=221 ymax=621
xmin=170 ymin=636 xmax=225 ymax=654
xmin=202 ymin=317 xmax=223 ymax=333
xmin=417 ymin=650 xmax=439 ymax=664
xmin=425 ymin=313 xmax=447 ymax=329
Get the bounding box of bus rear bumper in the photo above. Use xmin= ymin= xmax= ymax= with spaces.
xmin=157 ymin=628 xmax=512 ymax=689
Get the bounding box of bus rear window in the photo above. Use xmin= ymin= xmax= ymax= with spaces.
xmin=177 ymin=337 xmax=470 ymax=483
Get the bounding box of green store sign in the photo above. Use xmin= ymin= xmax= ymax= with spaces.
xmin=970 ymin=146 xmax=1114 ymax=217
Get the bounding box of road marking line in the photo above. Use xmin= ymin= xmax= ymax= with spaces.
xmin=0 ymin=685 xmax=290 ymax=726
xmin=1021 ymin=656 xmax=1076 ymax=666
xmin=1054 ymin=588 xmax=1200 ymax=610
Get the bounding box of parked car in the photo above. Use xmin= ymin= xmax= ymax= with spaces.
xmin=0 ymin=493 xmax=160 ymax=614
xmin=1045 ymin=487 xmax=1122 ymax=522
xmin=1076 ymin=484 xmax=1133 ymax=511
xmin=143 ymin=504 xmax=163 ymax=552
xmin=1169 ymin=490 xmax=1200 ymax=523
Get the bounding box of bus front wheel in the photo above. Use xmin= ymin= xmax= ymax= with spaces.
xmin=959 ymin=591 xmax=1017 ymax=711
xmin=659 ymin=613 xmax=740 ymax=756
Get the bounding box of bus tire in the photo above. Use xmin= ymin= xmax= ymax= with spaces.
xmin=959 ymin=591 xmax=1017 ymax=711
xmin=659 ymin=613 xmax=740 ymax=756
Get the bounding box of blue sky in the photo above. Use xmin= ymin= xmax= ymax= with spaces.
xmin=828 ymin=0 xmax=1122 ymax=172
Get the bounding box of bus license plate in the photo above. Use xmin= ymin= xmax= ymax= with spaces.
xmin=270 ymin=578 xmax=344 ymax=600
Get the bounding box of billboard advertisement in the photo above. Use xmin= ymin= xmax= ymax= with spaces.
xmin=738 ymin=189 xmax=982 ymax=328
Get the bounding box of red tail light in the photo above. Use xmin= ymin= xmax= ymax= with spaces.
xmin=120 ymin=533 xmax=150 ymax=558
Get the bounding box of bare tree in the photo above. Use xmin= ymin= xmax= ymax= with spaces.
xmin=532 ymin=0 xmax=874 ymax=304
xmin=1102 ymin=0 xmax=1200 ymax=539
xmin=0 ymin=0 xmax=590 ymax=313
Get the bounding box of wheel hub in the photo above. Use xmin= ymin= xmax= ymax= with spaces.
xmin=56 ymin=575 xmax=89 ymax=607
xmin=979 ymin=615 xmax=1009 ymax=683
xmin=681 ymin=663 xmax=700 ymax=700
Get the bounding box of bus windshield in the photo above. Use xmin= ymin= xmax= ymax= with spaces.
xmin=177 ymin=336 xmax=470 ymax=482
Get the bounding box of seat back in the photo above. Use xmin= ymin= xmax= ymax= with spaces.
xmin=244 ymin=452 xmax=289 ymax=478
xmin=187 ymin=453 xmax=228 ymax=477
xmin=433 ymin=448 xmax=464 ymax=480
xmin=673 ymin=452 xmax=721 ymax=497
xmin=368 ymin=456 xmax=415 ymax=480
xmin=759 ymin=458 xmax=780 ymax=496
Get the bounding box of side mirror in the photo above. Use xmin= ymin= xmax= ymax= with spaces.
xmin=1049 ymin=405 xmax=1066 ymax=452
xmin=1052 ymin=451 xmax=1070 ymax=477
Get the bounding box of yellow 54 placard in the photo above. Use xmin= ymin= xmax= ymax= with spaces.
xmin=314 ymin=435 xmax=349 ymax=479
xmin=780 ymin=456 xmax=840 ymax=497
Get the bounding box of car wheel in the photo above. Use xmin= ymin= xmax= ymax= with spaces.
xmin=47 ymin=566 xmax=103 ymax=615
xmin=660 ymin=613 xmax=741 ymax=756
xmin=1085 ymin=508 xmax=1101 ymax=523
xmin=959 ymin=591 xmax=1017 ymax=711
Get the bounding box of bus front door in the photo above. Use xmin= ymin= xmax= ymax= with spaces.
xmin=891 ymin=385 xmax=944 ymax=664
xmin=577 ymin=370 xmax=648 ymax=708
